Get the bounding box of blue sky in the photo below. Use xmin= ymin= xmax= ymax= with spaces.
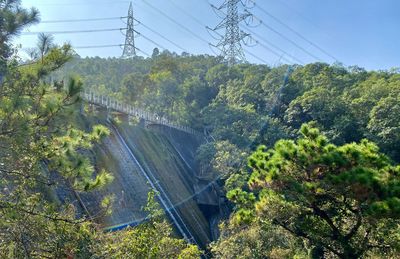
xmin=15 ymin=0 xmax=400 ymax=70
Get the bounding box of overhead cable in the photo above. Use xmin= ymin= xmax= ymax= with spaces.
xmin=134 ymin=30 xmax=167 ymax=51
xmin=167 ymin=0 xmax=205 ymax=28
xmin=250 ymin=1 xmax=339 ymax=62
xmin=21 ymin=28 xmax=126 ymax=35
xmin=242 ymin=26 xmax=305 ymax=64
xmin=253 ymin=15 xmax=323 ymax=61
xmin=133 ymin=18 xmax=187 ymax=52
xmin=76 ymin=44 xmax=150 ymax=57
xmin=244 ymin=49 xmax=270 ymax=65
xmin=41 ymin=17 xmax=127 ymax=23
xmin=141 ymin=0 xmax=209 ymax=44
xmin=74 ymin=44 xmax=123 ymax=49
xmin=35 ymin=1 xmax=130 ymax=6
xmin=135 ymin=48 xmax=151 ymax=57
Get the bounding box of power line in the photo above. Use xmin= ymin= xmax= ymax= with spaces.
xmin=273 ymin=0 xmax=329 ymax=37
xmin=134 ymin=30 xmax=167 ymax=51
xmin=23 ymin=0 xmax=269 ymax=64
xmin=241 ymin=26 xmax=305 ymax=64
xmin=140 ymin=0 xmax=209 ymax=45
xmin=21 ymin=28 xmax=126 ymax=35
xmin=133 ymin=18 xmax=187 ymax=52
xmin=250 ymin=1 xmax=339 ymax=62
xmin=253 ymin=14 xmax=323 ymax=61
xmin=74 ymin=44 xmax=123 ymax=49
xmin=253 ymin=38 xmax=297 ymax=65
xmin=135 ymin=48 xmax=151 ymax=57
xmin=244 ymin=49 xmax=270 ymax=65
xmin=164 ymin=0 xmax=217 ymax=53
xmin=34 ymin=1 xmax=130 ymax=6
xmin=38 ymin=15 xmax=187 ymax=53
xmin=22 ymin=44 xmax=123 ymax=50
xmin=41 ymin=17 xmax=127 ymax=24
xmin=167 ymin=0 xmax=206 ymax=28
xmin=73 ymin=44 xmax=150 ymax=57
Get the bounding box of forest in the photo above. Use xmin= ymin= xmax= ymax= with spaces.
xmin=59 ymin=52 xmax=400 ymax=163
xmin=1 ymin=0 xmax=400 ymax=258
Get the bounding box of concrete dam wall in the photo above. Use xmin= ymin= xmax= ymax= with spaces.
xmin=70 ymin=114 xmax=215 ymax=247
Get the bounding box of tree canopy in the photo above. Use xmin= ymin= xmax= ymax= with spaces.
xmin=222 ymin=124 xmax=400 ymax=258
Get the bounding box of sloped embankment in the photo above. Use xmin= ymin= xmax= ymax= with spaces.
xmin=75 ymin=115 xmax=211 ymax=247
xmin=78 ymin=120 xmax=150 ymax=228
xmin=115 ymin=122 xmax=211 ymax=246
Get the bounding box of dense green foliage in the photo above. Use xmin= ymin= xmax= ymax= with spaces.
xmin=218 ymin=124 xmax=400 ymax=258
xmin=93 ymin=192 xmax=201 ymax=259
xmin=55 ymin=53 xmax=399 ymax=258
xmin=57 ymin=50 xmax=400 ymax=258
xmin=59 ymin=56 xmax=400 ymax=173
xmin=211 ymin=215 xmax=307 ymax=259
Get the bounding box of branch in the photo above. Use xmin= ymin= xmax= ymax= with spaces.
xmin=367 ymin=243 xmax=391 ymax=249
xmin=311 ymin=202 xmax=342 ymax=240
xmin=0 ymin=202 xmax=86 ymax=225
xmin=345 ymin=208 xmax=362 ymax=240
xmin=0 ymin=167 xmax=57 ymax=186
xmin=273 ymin=218 xmax=343 ymax=257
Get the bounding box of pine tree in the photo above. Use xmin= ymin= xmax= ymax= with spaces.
xmin=227 ymin=123 xmax=400 ymax=258
xmin=0 ymin=1 xmax=113 ymax=257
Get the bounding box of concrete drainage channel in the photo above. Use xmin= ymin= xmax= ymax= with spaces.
xmin=108 ymin=120 xmax=199 ymax=246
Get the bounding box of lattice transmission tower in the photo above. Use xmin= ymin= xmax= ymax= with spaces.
xmin=122 ymin=2 xmax=137 ymax=58
xmin=208 ymin=0 xmax=256 ymax=65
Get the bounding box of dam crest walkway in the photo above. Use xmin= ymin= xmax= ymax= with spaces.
xmin=81 ymin=90 xmax=203 ymax=137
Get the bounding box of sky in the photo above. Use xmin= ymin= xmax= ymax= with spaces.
xmin=14 ymin=0 xmax=400 ymax=70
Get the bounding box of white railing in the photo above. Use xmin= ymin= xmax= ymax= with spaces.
xmin=81 ymin=90 xmax=203 ymax=137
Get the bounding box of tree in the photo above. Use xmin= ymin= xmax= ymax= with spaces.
xmin=27 ymin=33 xmax=56 ymax=62
xmin=92 ymin=192 xmax=201 ymax=258
xmin=121 ymin=72 xmax=147 ymax=103
xmin=0 ymin=0 xmax=39 ymax=79
xmin=152 ymin=47 xmax=160 ymax=58
xmin=211 ymin=218 xmax=306 ymax=259
xmin=0 ymin=2 xmax=113 ymax=257
xmin=367 ymin=93 xmax=400 ymax=161
xmin=212 ymin=140 xmax=248 ymax=179
xmin=229 ymin=124 xmax=400 ymax=258
xmin=285 ymin=87 xmax=359 ymax=144
xmin=143 ymin=70 xmax=181 ymax=118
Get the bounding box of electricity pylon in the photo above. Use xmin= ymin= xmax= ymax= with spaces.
xmin=122 ymin=2 xmax=137 ymax=58
xmin=208 ymin=0 xmax=255 ymax=65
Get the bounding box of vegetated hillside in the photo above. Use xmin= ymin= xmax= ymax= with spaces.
xmin=66 ymin=109 xmax=213 ymax=247
xmin=55 ymin=52 xmax=400 ymax=257
xmin=58 ymin=54 xmax=400 ymax=165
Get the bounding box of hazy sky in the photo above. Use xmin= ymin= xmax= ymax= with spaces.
xmin=15 ymin=0 xmax=400 ymax=70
